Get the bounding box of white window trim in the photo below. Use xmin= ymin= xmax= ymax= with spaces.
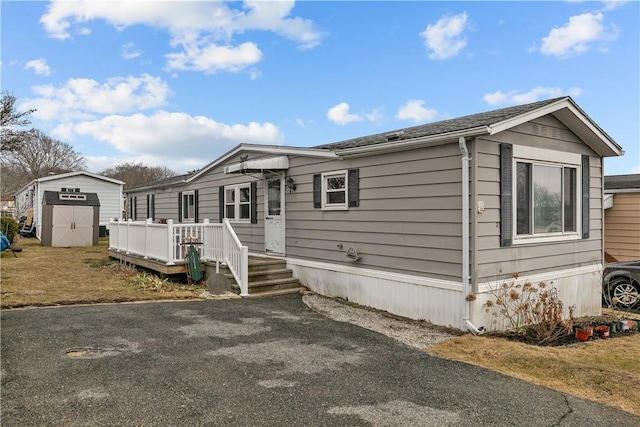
xmin=224 ymin=184 xmax=252 ymax=223
xmin=321 ymin=170 xmax=349 ymax=211
xmin=511 ymin=146 xmax=582 ymax=245
xmin=181 ymin=190 xmax=195 ymax=223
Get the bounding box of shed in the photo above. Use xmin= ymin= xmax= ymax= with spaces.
xmin=41 ymin=191 xmax=100 ymax=247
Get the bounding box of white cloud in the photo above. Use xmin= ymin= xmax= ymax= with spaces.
xmin=55 ymin=111 xmax=284 ymax=160
xmin=25 ymin=58 xmax=52 ymax=76
xmin=122 ymin=42 xmax=142 ymax=60
xmin=40 ymin=0 xmax=323 ymax=73
xmin=23 ymin=74 xmax=171 ymax=121
xmin=165 ymin=41 xmax=263 ymax=74
xmin=421 ymin=13 xmax=469 ymax=60
xmin=327 ymin=103 xmax=363 ymax=125
xmin=483 ymin=87 xmax=583 ymax=106
xmin=396 ymin=100 xmax=439 ymax=122
xmin=540 ymin=12 xmax=618 ymax=59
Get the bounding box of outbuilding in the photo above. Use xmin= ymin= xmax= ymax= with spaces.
xmin=41 ymin=191 xmax=100 ymax=247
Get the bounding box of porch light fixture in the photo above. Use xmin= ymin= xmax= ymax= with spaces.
xmin=286 ymin=176 xmax=297 ymax=191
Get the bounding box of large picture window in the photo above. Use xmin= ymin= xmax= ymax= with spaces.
xmin=224 ymin=184 xmax=251 ymax=221
xmin=516 ymin=161 xmax=578 ymax=236
xmin=500 ymin=144 xmax=587 ymax=246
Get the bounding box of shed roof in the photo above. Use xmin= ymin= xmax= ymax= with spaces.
xmin=42 ymin=191 xmax=101 ymax=206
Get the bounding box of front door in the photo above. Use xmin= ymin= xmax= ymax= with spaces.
xmin=265 ymin=175 xmax=285 ymax=254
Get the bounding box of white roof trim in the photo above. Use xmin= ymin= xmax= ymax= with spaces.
xmin=604 ymin=193 xmax=614 ymax=209
xmin=224 ymin=156 xmax=289 ymax=174
xmin=488 ymin=98 xmax=622 ymax=157
xmin=36 ymin=171 xmax=124 ymax=185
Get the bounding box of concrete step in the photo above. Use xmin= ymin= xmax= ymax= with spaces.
xmin=231 ymin=277 xmax=301 ymax=294
xmin=244 ymin=287 xmax=305 ymax=298
xmin=224 ymin=268 xmax=295 ymax=283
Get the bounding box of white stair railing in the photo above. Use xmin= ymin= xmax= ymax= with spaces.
xmin=222 ymin=219 xmax=249 ymax=296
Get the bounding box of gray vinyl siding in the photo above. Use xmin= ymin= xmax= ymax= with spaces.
xmin=285 ymin=144 xmax=464 ymax=282
xmin=473 ymin=115 xmax=604 ymax=284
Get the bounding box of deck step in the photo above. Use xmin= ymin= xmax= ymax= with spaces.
xmin=242 ymin=287 xmax=305 ymax=298
xmin=218 ymin=256 xmax=301 ymax=297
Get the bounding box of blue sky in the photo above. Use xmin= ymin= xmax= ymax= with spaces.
xmin=2 ymin=1 xmax=638 ymax=175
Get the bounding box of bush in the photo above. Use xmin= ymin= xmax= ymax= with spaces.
xmin=483 ymin=274 xmax=575 ymax=346
xmin=1 ymin=217 xmax=19 ymax=243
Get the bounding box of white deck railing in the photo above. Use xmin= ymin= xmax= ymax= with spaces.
xmin=109 ymin=218 xmax=249 ymax=296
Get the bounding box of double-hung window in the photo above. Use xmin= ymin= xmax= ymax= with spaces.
xmin=225 ymin=184 xmax=251 ymax=221
xmin=181 ymin=191 xmax=195 ymax=222
xmin=322 ymin=171 xmax=348 ymax=209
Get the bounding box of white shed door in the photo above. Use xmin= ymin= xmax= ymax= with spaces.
xmin=51 ymin=206 xmax=94 ymax=247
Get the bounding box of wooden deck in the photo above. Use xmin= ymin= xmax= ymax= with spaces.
xmin=108 ymin=249 xmax=205 ymax=276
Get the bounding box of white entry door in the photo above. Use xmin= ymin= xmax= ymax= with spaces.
xmin=264 ymin=175 xmax=285 ymax=254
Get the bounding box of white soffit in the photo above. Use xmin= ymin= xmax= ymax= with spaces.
xmin=224 ymin=156 xmax=290 ymax=174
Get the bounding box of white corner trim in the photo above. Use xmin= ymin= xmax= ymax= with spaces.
xmin=476 ymin=263 xmax=602 ymax=294
xmin=285 ymin=257 xmax=462 ymax=291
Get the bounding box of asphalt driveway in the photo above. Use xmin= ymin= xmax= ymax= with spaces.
xmin=2 ymin=295 xmax=638 ymax=426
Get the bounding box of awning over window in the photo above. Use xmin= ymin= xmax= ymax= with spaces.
xmin=224 ymin=156 xmax=289 ymax=174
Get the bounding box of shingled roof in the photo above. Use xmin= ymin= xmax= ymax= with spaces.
xmin=604 ymin=174 xmax=640 ymax=191
xmin=315 ymin=97 xmax=568 ymax=150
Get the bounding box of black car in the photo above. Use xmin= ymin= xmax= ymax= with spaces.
xmin=602 ymin=261 xmax=640 ymax=310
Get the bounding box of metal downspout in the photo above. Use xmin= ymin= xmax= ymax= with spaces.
xmin=459 ymin=137 xmax=481 ymax=334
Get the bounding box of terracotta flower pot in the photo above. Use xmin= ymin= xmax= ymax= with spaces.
xmin=575 ymin=328 xmax=590 ymax=341
xmin=595 ymin=325 xmax=610 ymax=338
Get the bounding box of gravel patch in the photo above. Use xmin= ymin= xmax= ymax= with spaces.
xmin=302 ymin=292 xmax=459 ymax=350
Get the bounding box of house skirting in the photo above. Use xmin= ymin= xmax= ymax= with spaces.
xmin=471 ymin=264 xmax=602 ymax=332
xmin=287 ymin=258 xmax=602 ymax=332
xmin=286 ymin=258 xmax=464 ymax=329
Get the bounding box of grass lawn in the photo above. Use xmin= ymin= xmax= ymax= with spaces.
xmin=1 ymin=237 xmax=205 ymax=308
xmin=2 ymin=237 xmax=639 ymax=416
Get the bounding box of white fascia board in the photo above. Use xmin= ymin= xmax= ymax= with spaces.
xmin=334 ymin=127 xmax=489 ymax=158
xmin=37 ymin=171 xmax=125 ymax=186
xmin=605 ymin=188 xmax=640 ymax=194
xmin=188 ymin=143 xmax=338 ymax=182
xmin=488 ymin=98 xmax=623 ymax=157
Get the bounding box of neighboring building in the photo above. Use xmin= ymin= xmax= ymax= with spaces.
xmin=14 ymin=171 xmax=124 ymax=239
xmin=1 ymin=197 xmax=16 ymax=218
xmin=125 ymin=97 xmax=622 ymax=330
xmin=604 ymin=174 xmax=640 ymax=262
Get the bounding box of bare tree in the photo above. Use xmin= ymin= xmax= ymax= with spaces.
xmin=1 ymin=129 xmax=87 ymax=184
xmin=1 ymin=91 xmax=36 ymax=153
xmin=99 ymin=162 xmax=177 ymax=190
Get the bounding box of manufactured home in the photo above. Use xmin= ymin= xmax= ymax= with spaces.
xmin=604 ymin=174 xmax=640 ymax=262
xmin=113 ymin=97 xmax=623 ymax=330
xmin=15 ymin=171 xmax=124 ymax=240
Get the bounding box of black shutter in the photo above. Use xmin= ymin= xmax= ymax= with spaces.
xmin=129 ymin=197 xmax=133 ymax=219
xmin=219 ymin=186 xmax=224 ymax=223
xmin=146 ymin=195 xmax=150 ymax=219
xmin=151 ymin=194 xmax=155 ymax=220
xmin=178 ymin=192 xmax=182 ymax=223
xmin=194 ymin=190 xmax=199 ymax=223
xmin=133 ymin=197 xmax=137 ymax=220
xmin=582 ymin=155 xmax=590 ymax=239
xmin=500 ymin=144 xmax=513 ymax=247
xmin=313 ymin=174 xmax=321 ymax=208
xmin=348 ymin=169 xmax=359 ymax=207
xmin=250 ymin=181 xmax=258 ymax=224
